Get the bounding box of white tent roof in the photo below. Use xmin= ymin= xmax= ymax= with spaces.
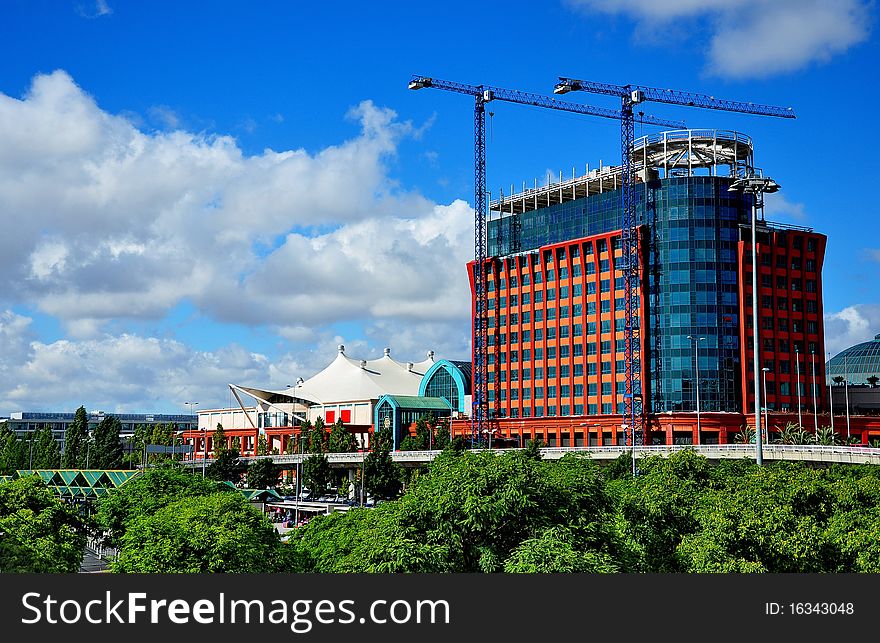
xmin=233 ymin=346 xmax=436 ymax=406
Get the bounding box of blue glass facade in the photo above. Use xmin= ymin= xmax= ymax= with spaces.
xmin=488 ymin=176 xmax=751 ymax=413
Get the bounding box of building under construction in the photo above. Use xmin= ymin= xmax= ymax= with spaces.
xmin=465 ymin=129 xmax=831 ymax=446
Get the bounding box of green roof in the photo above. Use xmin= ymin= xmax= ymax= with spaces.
xmin=241 ymin=488 xmax=283 ymax=501
xmin=380 ymin=395 xmax=453 ymax=410
xmin=11 ymin=469 xmax=141 ymax=498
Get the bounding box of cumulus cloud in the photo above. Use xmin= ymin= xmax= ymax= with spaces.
xmin=0 ymin=70 xmax=468 ymax=332
xmin=824 ymin=304 xmax=880 ymax=356
xmin=567 ymin=0 xmax=872 ymax=78
xmin=0 ymin=70 xmax=474 ymax=413
xmin=0 ymin=321 xmax=283 ymax=412
xmin=764 ymin=192 xmax=807 ymax=223
xmin=77 ymin=0 xmax=112 ymax=19
xmin=0 ymin=310 xmax=460 ymax=413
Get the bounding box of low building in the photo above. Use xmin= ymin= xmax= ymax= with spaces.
xmin=2 ymin=411 xmax=197 ymax=450
xmin=186 ymin=345 xmax=465 ymax=458
xmin=827 ymin=334 xmax=880 ymax=419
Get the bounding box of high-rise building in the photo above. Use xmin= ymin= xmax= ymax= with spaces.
xmin=468 ymin=129 xmax=827 ymax=446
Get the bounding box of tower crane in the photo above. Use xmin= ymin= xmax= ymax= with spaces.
xmin=553 ymin=77 xmax=796 ymax=456
xmin=409 ymin=75 xmax=685 ymax=445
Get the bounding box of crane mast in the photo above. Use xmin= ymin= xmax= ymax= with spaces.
xmin=409 ymin=75 xmax=684 ymax=445
xmin=554 ymin=77 xmax=795 ymax=456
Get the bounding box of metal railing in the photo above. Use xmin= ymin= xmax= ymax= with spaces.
xmin=195 ymin=444 xmax=880 ymax=468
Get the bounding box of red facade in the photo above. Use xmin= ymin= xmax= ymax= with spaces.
xmin=738 ymin=227 xmax=827 ymax=416
xmin=468 ymin=229 xmax=646 ymax=425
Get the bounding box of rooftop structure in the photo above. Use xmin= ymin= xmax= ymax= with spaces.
xmin=827 ymin=335 xmax=880 ymax=385
xmin=468 ymin=128 xmax=828 ymax=445
xmin=187 ymin=346 xmax=450 ymax=458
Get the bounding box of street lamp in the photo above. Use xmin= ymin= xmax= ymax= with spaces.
xmin=844 ymin=353 xmax=851 ymax=441
xmin=795 ymin=346 xmax=803 ymax=429
xmin=621 ymin=423 xmax=634 ymax=477
xmin=687 ymin=335 xmax=706 ymax=445
xmin=827 ymin=351 xmax=835 ymax=435
xmin=185 ymin=402 xmax=201 ymax=476
xmin=761 ymin=367 xmax=770 ymax=443
xmin=810 ymin=351 xmax=819 ymax=436
xmin=729 ymin=173 xmax=779 ymax=466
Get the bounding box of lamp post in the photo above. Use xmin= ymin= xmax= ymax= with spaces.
xmin=810 ymin=351 xmax=819 ymax=436
xmin=795 ymin=346 xmax=803 ymax=429
xmin=844 ymin=353 xmax=851 ymax=441
xmin=827 ymin=351 xmax=835 ymax=435
xmin=185 ymin=402 xmax=201 ymax=476
xmin=687 ymin=335 xmax=706 ymax=445
xmin=761 ymin=367 xmax=770 ymax=443
xmin=621 ymin=423 xmax=634 ymax=477
xmin=729 ymin=173 xmax=778 ymax=466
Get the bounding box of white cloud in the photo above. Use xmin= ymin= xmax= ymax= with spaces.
xmin=567 ymin=0 xmax=872 ymax=78
xmin=824 ymin=304 xmax=880 ymax=356
xmin=77 ymin=0 xmax=113 ymax=19
xmin=0 ymin=70 xmax=474 ymax=412
xmin=147 ymin=105 xmax=181 ymax=129
xmin=0 ymin=70 xmax=468 ymax=331
xmin=0 ymin=311 xmax=461 ymax=414
xmin=764 ymin=192 xmax=807 ymax=223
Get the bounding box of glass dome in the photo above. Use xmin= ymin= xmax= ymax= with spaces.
xmin=826 ymin=334 xmax=880 ymax=385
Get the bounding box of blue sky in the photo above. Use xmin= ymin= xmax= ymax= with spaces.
xmin=0 ymin=0 xmax=877 ymax=415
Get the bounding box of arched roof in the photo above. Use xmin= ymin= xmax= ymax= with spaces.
xmin=234 ymin=346 xmax=437 ymax=406
xmin=418 ymin=359 xmax=472 ymax=413
xmin=827 ymin=335 xmax=880 ymax=384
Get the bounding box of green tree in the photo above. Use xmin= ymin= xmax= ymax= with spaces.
xmin=328 ymin=419 xmax=357 ymax=453
xmin=363 ymin=427 xmax=403 ymax=501
xmin=775 ymin=421 xmax=803 ymax=445
xmin=230 ymin=436 xmax=241 ymax=452
xmin=815 ymin=426 xmax=841 ymax=446
xmin=31 ymin=425 xmax=61 ymax=469
xmin=62 ymin=406 xmax=88 ymax=468
xmin=257 ymin=433 xmax=269 ymax=456
xmin=96 ymin=464 xmax=219 ymax=546
xmin=288 ymin=449 xmax=616 ymax=573
xmin=610 ymin=450 xmax=714 ymax=572
xmin=302 ymin=453 xmax=331 ymax=497
xmin=307 ymin=417 xmax=326 ymax=453
xmin=247 ymin=457 xmax=280 ymax=489
xmin=868 ymin=375 xmax=879 ymax=388
xmin=432 ymin=417 xmax=452 ymax=451
xmin=675 ymin=463 xmax=838 ymax=572
xmin=122 ymin=423 xmax=149 ymax=468
xmin=0 ymin=476 xmax=87 ymax=572
xmin=212 ymin=423 xmax=227 ymax=458
xmin=205 ymin=449 xmax=247 ymax=484
xmin=504 ymin=526 xmax=618 ymax=573
xmin=0 ymin=425 xmax=26 ymax=474
xmin=414 ymin=414 xmax=432 ymax=450
xmin=91 ymin=415 xmax=124 ymax=469
xmin=112 ymin=492 xmax=289 ymax=573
